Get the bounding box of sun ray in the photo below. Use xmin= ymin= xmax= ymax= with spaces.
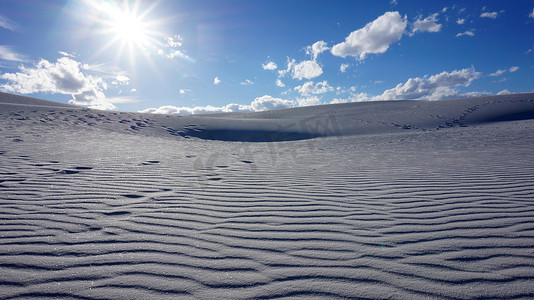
xmin=80 ymin=0 xmax=165 ymax=67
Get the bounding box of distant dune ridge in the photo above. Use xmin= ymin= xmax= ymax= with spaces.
xmin=1 ymin=91 xmax=534 ymax=299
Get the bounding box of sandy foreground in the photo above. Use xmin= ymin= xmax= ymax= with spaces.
xmin=1 ymin=91 xmax=534 ymax=299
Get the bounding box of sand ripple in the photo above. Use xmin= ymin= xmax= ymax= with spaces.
xmin=1 ymin=93 xmax=534 ymax=299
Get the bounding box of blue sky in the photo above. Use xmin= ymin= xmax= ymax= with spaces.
xmin=0 ymin=0 xmax=533 ymax=113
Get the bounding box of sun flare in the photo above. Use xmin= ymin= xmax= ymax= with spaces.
xmin=83 ymin=0 xmax=163 ymax=64
xmin=110 ymin=12 xmax=149 ymax=46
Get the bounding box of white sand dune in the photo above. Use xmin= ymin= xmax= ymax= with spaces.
xmin=1 ymin=91 xmax=534 ymax=299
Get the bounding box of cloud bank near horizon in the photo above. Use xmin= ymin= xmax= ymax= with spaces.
xmin=140 ymin=67 xmax=485 ymax=115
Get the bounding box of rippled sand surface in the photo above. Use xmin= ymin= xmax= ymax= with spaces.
xmin=1 ymin=92 xmax=534 ymax=299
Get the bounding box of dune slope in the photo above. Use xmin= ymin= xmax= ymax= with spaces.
xmin=1 ymin=92 xmax=534 ymax=299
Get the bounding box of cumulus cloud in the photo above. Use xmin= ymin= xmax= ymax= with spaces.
xmin=262 ymin=61 xmax=278 ymax=70
xmin=497 ymin=89 xmax=511 ymax=95
xmin=332 ymin=69 xmax=480 ymax=103
xmin=297 ymin=96 xmax=321 ymax=107
xmin=0 ymin=14 xmax=20 ymax=32
xmin=240 ymin=79 xmax=254 ymax=86
xmin=277 ymin=58 xmax=294 ymax=77
xmin=480 ymin=12 xmax=498 ymax=19
xmin=371 ymin=67 xmax=481 ymax=100
xmin=411 ymin=13 xmax=442 ymax=35
xmin=291 ymin=60 xmax=323 ymax=80
xmin=157 ymin=34 xmax=191 ymax=60
xmin=530 ymin=8 xmax=534 ymax=18
xmin=166 ymin=35 xmax=183 ymax=47
xmin=140 ymin=95 xmax=296 ymax=115
xmin=456 ymin=18 xmax=465 ymax=24
xmin=0 ymin=46 xmax=27 ymax=62
xmin=306 ymin=41 xmax=329 ymax=60
xmin=456 ymin=30 xmax=474 ymax=37
xmin=331 ymin=11 xmax=407 ymax=59
xmin=276 ymin=79 xmax=286 ymax=87
xmin=0 ymin=56 xmax=116 ymax=110
xmin=250 ymin=95 xmax=295 ymax=111
xmin=489 ymin=69 xmax=506 ymax=77
xmin=294 ymin=81 xmax=333 ymax=96
xmin=140 ymin=103 xmax=249 ymax=115
xmin=330 ymin=98 xmax=349 ymax=104
xmin=111 ymin=75 xmax=130 ymax=85
xmin=213 ymin=77 xmax=221 ymax=85
xmin=167 ymin=50 xmax=189 ymax=59
xmin=340 ymin=63 xmax=349 ymax=73
xmin=490 ymin=66 xmax=519 ymax=77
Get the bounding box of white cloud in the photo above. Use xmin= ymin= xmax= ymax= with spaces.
xmin=70 ymin=87 xmax=115 ymax=110
xmin=294 ymin=81 xmax=333 ymax=96
xmin=340 ymin=63 xmax=349 ymax=72
xmin=58 ymin=51 xmax=75 ymax=58
xmin=335 ymin=92 xmax=370 ymax=103
xmin=480 ymin=12 xmax=498 ymax=19
xmin=0 ymin=57 xmax=116 ymax=110
xmin=333 ymin=68 xmax=480 ymax=103
xmin=497 ymin=89 xmax=511 ymax=95
xmin=250 ymin=95 xmax=295 ymax=111
xmin=167 ymin=50 xmax=189 ymax=59
xmin=489 ymin=69 xmax=506 ymax=77
xmin=140 ymin=95 xmax=297 ymax=115
xmin=306 ymin=41 xmax=329 ymax=60
xmin=278 ymin=58 xmax=295 ymax=77
xmin=140 ymin=104 xmax=247 ymax=115
xmin=291 ymin=60 xmax=323 ymax=80
xmin=262 ymin=61 xmax=278 ymax=70
xmin=331 ymin=11 xmax=407 ymax=59
xmin=166 ymin=35 xmax=183 ymax=47
xmin=330 ymin=98 xmax=349 ymax=104
xmin=456 ymin=18 xmax=465 ymax=24
xmin=530 ymin=8 xmax=534 ymax=18
xmin=139 ymin=67 xmax=483 ymax=115
xmin=490 ymin=66 xmax=519 ymax=76
xmin=240 ymin=79 xmax=254 ymax=86
xmin=276 ymin=79 xmax=286 ymax=87
xmin=130 ymin=88 xmax=137 ymax=93
xmin=371 ymin=67 xmax=481 ymax=101
xmin=157 ymin=34 xmax=191 ymax=60
xmin=213 ymin=77 xmax=221 ymax=85
xmin=411 ymin=13 xmax=442 ymax=34
xmin=460 ymin=91 xmax=492 ymax=98
xmin=112 ymin=74 xmax=130 ymax=85
xmin=179 ymin=89 xmax=191 ymax=95
xmin=0 ymin=46 xmax=27 ymax=62
xmin=297 ymin=96 xmax=321 ymax=107
xmin=0 ymin=14 xmax=20 ymax=32
xmin=456 ymin=30 xmax=474 ymax=37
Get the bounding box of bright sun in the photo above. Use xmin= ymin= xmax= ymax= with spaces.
xmin=85 ymin=0 xmax=162 ymax=62
xmin=110 ymin=10 xmax=149 ymax=46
